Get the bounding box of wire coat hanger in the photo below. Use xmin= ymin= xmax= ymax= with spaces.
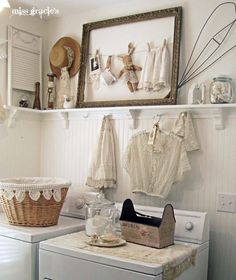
xmin=178 ymin=2 xmax=236 ymax=89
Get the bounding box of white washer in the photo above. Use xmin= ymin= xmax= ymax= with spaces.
xmin=0 ymin=213 xmax=85 ymax=280
xmin=39 ymin=205 xmax=209 ymax=280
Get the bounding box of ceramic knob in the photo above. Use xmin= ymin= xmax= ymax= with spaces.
xmin=185 ymin=221 xmax=194 ymax=231
xmin=75 ymin=198 xmax=85 ymax=209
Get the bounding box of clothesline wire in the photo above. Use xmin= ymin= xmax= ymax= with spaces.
xmin=178 ymin=1 xmax=236 ymax=89
xmin=88 ymin=42 xmax=173 ymax=57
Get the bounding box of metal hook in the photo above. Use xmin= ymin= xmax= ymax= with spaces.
xmin=153 ymin=114 xmax=161 ymax=125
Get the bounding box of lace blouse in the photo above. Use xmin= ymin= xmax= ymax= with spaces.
xmin=124 ymin=130 xmax=191 ymax=198
xmin=123 ymin=112 xmax=199 ymax=198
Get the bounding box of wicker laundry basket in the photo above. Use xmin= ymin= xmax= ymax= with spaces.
xmin=0 ymin=177 xmax=71 ymax=227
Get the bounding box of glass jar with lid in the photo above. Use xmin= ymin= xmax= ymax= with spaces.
xmin=209 ymin=76 xmax=234 ymax=104
xmin=85 ymin=192 xmax=116 ymax=236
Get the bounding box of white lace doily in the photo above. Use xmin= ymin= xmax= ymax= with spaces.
xmin=0 ymin=177 xmax=71 ymax=203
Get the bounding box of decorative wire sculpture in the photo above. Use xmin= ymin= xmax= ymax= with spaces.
xmin=178 ymin=1 xmax=236 ymax=89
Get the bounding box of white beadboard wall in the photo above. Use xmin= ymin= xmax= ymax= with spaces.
xmin=42 ymin=1 xmax=236 ymax=277
xmin=0 ymin=1 xmax=235 ymax=280
xmin=0 ymin=112 xmax=41 ymax=178
xmin=40 ymin=113 xmax=236 ymax=280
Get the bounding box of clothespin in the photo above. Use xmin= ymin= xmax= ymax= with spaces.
xmin=95 ymin=49 xmax=99 ymax=56
xmin=162 ymin=39 xmax=167 ymax=51
xmin=105 ymin=55 xmax=112 ymax=69
xmin=148 ymin=114 xmax=161 ymax=146
xmin=153 ymin=114 xmax=161 ymax=125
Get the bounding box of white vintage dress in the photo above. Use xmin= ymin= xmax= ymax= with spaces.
xmin=86 ymin=116 xmax=117 ymax=189
xmin=138 ymin=45 xmax=155 ymax=91
xmin=138 ymin=40 xmax=171 ymax=93
xmin=153 ymin=42 xmax=171 ymax=92
xmin=123 ymin=112 xmax=199 ymax=198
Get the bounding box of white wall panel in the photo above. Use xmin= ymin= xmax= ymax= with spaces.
xmin=0 ymin=113 xmax=41 ymax=178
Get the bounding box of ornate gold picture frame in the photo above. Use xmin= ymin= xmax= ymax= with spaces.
xmin=77 ymin=7 xmax=182 ymax=108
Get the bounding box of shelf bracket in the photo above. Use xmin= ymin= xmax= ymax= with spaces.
xmin=58 ymin=112 xmax=69 ymax=129
xmin=127 ymin=109 xmax=139 ymax=129
xmin=214 ymin=108 xmax=224 ymax=130
xmin=7 ymin=108 xmax=18 ymax=128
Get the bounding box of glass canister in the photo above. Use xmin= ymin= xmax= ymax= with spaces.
xmin=85 ymin=192 xmax=116 ymax=236
xmin=209 ymin=76 xmax=234 ymax=104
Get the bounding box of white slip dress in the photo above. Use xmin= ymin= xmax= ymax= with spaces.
xmin=152 ymin=46 xmax=162 ymax=91
xmin=138 ymin=44 xmax=155 ymax=92
xmin=153 ymin=41 xmax=171 ymax=92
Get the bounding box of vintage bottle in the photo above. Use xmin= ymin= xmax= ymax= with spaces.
xmin=33 ymin=82 xmax=41 ymax=110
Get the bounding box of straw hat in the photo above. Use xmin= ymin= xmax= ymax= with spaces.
xmin=49 ymin=37 xmax=81 ymax=78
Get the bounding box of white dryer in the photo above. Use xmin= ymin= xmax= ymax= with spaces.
xmin=39 ymin=204 xmax=209 ymax=280
xmin=0 ymin=213 xmax=85 ymax=280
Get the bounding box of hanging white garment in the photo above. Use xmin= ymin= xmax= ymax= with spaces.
xmin=152 ymin=46 xmax=162 ymax=91
xmin=56 ymin=67 xmax=71 ymax=109
xmin=0 ymin=95 xmax=6 ymax=123
xmin=173 ymin=112 xmax=200 ymax=152
xmin=123 ymin=130 xmax=191 ymax=199
xmin=86 ymin=116 xmax=116 ymax=189
xmin=153 ymin=40 xmax=171 ymax=92
xmin=159 ymin=40 xmax=171 ymax=89
xmin=138 ymin=44 xmax=155 ymax=92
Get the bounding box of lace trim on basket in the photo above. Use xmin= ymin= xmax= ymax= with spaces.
xmin=0 ymin=187 xmax=65 ymax=203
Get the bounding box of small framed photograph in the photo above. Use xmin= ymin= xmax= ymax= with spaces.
xmin=90 ymin=56 xmax=100 ymax=72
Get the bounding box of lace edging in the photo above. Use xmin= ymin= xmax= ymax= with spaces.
xmin=0 ymin=188 xmax=66 ymax=203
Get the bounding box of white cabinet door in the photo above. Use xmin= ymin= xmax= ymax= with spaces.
xmin=39 ymin=250 xmax=162 ymax=280
xmin=0 ymin=236 xmax=37 ymax=280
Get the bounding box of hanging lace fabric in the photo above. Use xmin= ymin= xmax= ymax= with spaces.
xmin=86 ymin=116 xmax=117 ymax=189
xmin=172 ymin=112 xmax=200 ymax=152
